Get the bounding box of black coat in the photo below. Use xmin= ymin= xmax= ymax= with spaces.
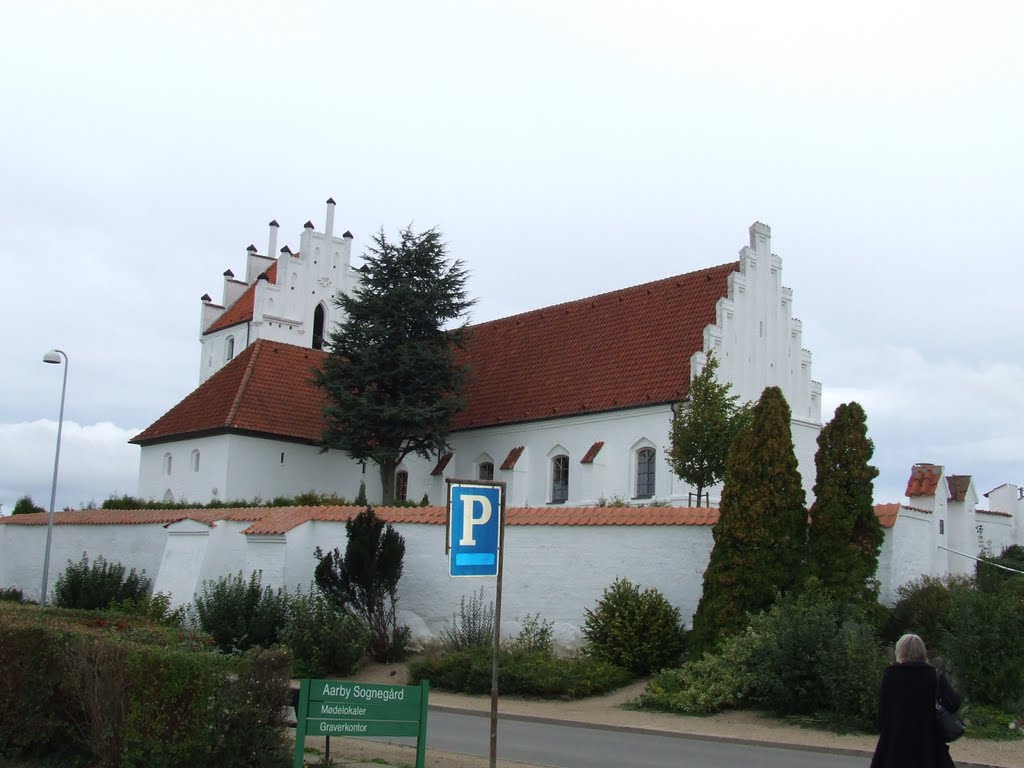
xmin=870 ymin=661 xmax=961 ymax=768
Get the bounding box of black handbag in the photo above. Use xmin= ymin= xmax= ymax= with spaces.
xmin=935 ymin=669 xmax=965 ymax=743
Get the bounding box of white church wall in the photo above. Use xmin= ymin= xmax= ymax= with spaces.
xmin=139 ymin=435 xmax=383 ymax=505
xmin=138 ymin=434 xmax=231 ymax=505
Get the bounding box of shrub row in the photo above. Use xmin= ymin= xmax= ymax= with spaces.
xmin=638 ymin=583 xmax=887 ymax=731
xmin=0 ymin=601 xmax=291 ymax=768
xmin=408 ymin=646 xmax=631 ymax=699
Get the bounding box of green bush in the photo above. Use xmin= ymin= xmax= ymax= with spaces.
xmin=190 ymin=571 xmax=288 ymax=653
xmin=637 ymin=626 xmax=761 ymax=715
xmin=883 ymin=574 xmax=973 ymax=649
xmin=583 ymin=578 xmax=686 ymax=675
xmin=280 ymin=589 xmax=369 ymax=677
xmin=976 ymin=544 xmax=1024 ymax=594
xmin=52 ymin=554 xmax=150 ymax=611
xmin=505 ymin=613 xmax=554 ymax=656
xmin=440 ymin=587 xmax=495 ymax=651
xmin=0 ymin=602 xmax=291 ymax=767
xmin=637 ymin=583 xmax=887 ymax=731
xmin=944 ymin=580 xmax=1024 ymax=708
xmin=745 ymin=586 xmax=886 ymax=730
xmin=408 ymin=645 xmax=631 ymax=699
xmin=0 ymin=586 xmax=25 ymax=603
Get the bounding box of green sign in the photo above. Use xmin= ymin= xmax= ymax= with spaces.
xmin=292 ymin=679 xmax=429 ymax=768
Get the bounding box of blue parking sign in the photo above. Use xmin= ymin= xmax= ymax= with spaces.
xmin=448 ymin=483 xmax=503 ymax=577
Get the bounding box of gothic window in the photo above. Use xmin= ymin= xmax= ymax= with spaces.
xmin=190 ymin=449 xmax=200 ymax=473
xmin=225 ymin=336 xmax=235 ymax=362
xmin=313 ymin=304 xmax=326 ymax=350
xmin=636 ymin=448 xmax=656 ymax=499
xmin=551 ymin=455 xmax=569 ymax=503
xmin=478 ymin=461 xmax=494 ymax=481
xmin=395 ymin=470 xmax=409 ymax=502
xmin=163 ymin=453 xmax=172 ymax=476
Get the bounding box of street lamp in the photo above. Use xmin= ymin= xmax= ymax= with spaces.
xmin=40 ymin=349 xmax=68 ymax=606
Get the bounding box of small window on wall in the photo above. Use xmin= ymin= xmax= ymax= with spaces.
xmin=478 ymin=462 xmax=494 ymax=481
xmin=395 ymin=470 xmax=409 ymax=502
xmin=225 ymin=336 xmax=235 ymax=362
xmin=551 ymin=455 xmax=569 ymax=503
xmin=313 ymin=304 xmax=326 ymax=350
xmin=636 ymin=448 xmax=656 ymax=498
xmin=190 ymin=449 xmax=200 ymax=473
xmin=163 ymin=453 xmax=172 ymax=476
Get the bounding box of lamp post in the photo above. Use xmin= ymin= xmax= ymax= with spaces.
xmin=40 ymin=349 xmax=68 ymax=606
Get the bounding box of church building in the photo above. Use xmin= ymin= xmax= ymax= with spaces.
xmin=131 ymin=201 xmax=823 ymax=508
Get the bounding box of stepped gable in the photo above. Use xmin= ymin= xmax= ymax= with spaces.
xmin=452 ymin=262 xmax=738 ymax=430
xmin=205 ymin=261 xmax=279 ymax=335
xmin=130 ymin=339 xmax=328 ymax=445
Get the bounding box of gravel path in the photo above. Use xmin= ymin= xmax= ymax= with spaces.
xmin=294 ymin=662 xmax=1022 ymax=768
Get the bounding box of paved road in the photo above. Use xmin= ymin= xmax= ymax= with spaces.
xmin=382 ymin=709 xmax=869 ymax=768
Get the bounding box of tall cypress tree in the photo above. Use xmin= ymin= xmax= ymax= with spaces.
xmin=806 ymin=402 xmax=882 ymax=602
xmin=316 ymin=226 xmax=475 ymax=505
xmin=689 ymin=386 xmax=807 ymax=656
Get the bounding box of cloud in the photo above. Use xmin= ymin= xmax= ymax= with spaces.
xmin=0 ymin=420 xmax=140 ymax=515
xmin=820 ymin=346 xmax=1024 ymax=503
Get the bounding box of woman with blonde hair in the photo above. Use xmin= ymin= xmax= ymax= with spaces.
xmin=870 ymin=633 xmax=961 ymax=768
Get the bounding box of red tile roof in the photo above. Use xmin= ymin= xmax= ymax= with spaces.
xmin=204 ymin=261 xmax=279 ymax=335
xmin=130 ymin=339 xmax=328 ymax=445
xmin=137 ymin=262 xmax=739 ymax=444
xmin=0 ymin=504 xmax=721 ymax=533
xmin=580 ymin=441 xmax=604 ymax=464
xmin=874 ymin=503 xmax=900 ymax=529
xmin=906 ymin=464 xmax=942 ymax=497
xmin=2 ymin=503 xmax=907 ymax=533
xmin=451 ymin=263 xmax=737 ymax=430
xmin=499 ymin=446 xmax=525 ymax=471
xmin=430 ymin=453 xmax=454 ymax=476
xmin=946 ymin=475 xmax=972 ymax=502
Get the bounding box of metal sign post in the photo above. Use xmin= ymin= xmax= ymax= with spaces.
xmin=446 ymin=479 xmax=506 ymax=768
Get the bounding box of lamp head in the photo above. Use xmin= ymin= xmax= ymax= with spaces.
xmin=43 ymin=350 xmax=63 ymax=364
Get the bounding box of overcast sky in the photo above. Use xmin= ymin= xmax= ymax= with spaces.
xmin=2 ymin=1 xmax=1021 ymax=515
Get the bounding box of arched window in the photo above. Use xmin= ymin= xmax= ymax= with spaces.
xmin=312 ymin=304 xmax=326 ymax=350
xmin=551 ymin=455 xmax=569 ymax=503
xmin=478 ymin=461 xmax=494 ymax=481
xmin=225 ymin=336 xmax=235 ymax=362
xmin=636 ymin=448 xmax=656 ymax=499
xmin=163 ymin=489 xmax=174 ymax=503
xmin=191 ymin=449 xmax=200 ymax=473
xmin=163 ymin=453 xmax=172 ymax=476
xmin=395 ymin=470 xmax=409 ymax=502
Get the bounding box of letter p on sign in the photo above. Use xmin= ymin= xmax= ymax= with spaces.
xmin=448 ymin=482 xmax=503 ymax=577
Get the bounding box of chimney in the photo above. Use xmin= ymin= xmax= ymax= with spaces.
xmin=267 ymin=220 xmax=279 ymax=261
xmin=325 ymin=198 xmax=336 ymax=239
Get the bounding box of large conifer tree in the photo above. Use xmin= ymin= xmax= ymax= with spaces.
xmin=688 ymin=386 xmax=807 ymax=656
xmin=316 ymin=226 xmax=474 ymax=505
xmin=806 ymin=401 xmax=882 ymax=602
xmin=667 ymin=354 xmax=751 ymax=506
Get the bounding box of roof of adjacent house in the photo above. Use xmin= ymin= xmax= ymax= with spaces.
xmin=450 ymin=263 xmax=737 ymax=429
xmin=906 ymin=463 xmax=942 ymax=497
xmin=133 ymin=261 xmax=738 ymax=444
xmin=0 ymin=503 xmax=904 ymax=533
xmin=204 ymin=261 xmax=279 ymax=335
xmin=130 ymin=340 xmax=328 ymax=445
